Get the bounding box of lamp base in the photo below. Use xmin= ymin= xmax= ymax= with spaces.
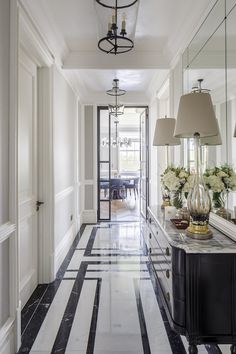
xmin=186 ymin=223 xmax=213 ymax=240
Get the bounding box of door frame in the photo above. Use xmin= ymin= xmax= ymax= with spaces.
xmin=97 ymin=105 xmax=149 ymax=221
xmin=97 ymin=106 xmax=111 ymax=221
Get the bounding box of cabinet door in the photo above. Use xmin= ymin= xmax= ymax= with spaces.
xmin=186 ymin=254 xmax=235 ymax=336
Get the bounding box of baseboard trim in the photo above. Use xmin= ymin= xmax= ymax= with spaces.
xmin=76 ymin=214 xmax=82 ymax=233
xmin=82 ymin=210 xmax=97 ymax=223
xmin=20 ymin=269 xmax=37 ymax=308
xmin=53 ymin=224 xmax=76 ymax=277
xmin=0 ymin=317 xmax=15 ymax=354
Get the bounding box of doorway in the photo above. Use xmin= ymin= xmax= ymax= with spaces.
xmin=97 ymin=106 xmax=149 ymax=221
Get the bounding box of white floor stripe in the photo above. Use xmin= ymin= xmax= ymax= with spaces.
xmin=85 ymin=271 xmax=149 ymax=279
xmin=87 ymin=263 xmax=148 ymax=271
xmin=77 ymin=225 xmax=94 ymax=248
xmin=65 ymin=280 xmax=97 ymax=353
xmin=30 ymin=280 xmax=74 ymax=353
xmin=139 ymin=279 xmax=171 ymax=353
xmin=181 ymin=335 xmax=208 ymax=353
xmin=93 ymin=274 xmax=143 ymax=354
xmin=64 ymin=271 xmax=78 ymax=278
xmin=67 ymin=249 xmax=84 ymax=270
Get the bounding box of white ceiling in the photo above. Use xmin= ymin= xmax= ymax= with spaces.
xmin=21 ymin=0 xmax=216 ymax=103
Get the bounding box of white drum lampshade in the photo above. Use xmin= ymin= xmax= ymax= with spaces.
xmin=174 ymin=92 xmax=218 ymax=138
xmin=153 ymin=118 xmax=181 ymax=146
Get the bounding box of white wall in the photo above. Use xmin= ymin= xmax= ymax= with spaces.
xmin=0 ymin=1 xmax=17 ymax=353
xmin=0 ymin=0 xmax=10 ymax=328
xmin=53 ymin=66 xmax=79 ymax=274
xmin=0 ymin=0 xmax=10 ymax=225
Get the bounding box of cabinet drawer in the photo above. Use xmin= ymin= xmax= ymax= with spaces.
xmin=158 ymin=271 xmax=173 ymax=313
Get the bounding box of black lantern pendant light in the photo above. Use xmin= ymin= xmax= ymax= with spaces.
xmin=95 ymin=0 xmax=138 ymax=55
xmin=106 ymin=79 xmax=126 ymax=117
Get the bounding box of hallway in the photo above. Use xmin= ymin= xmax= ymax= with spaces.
xmin=18 ymin=222 xmax=215 ymax=354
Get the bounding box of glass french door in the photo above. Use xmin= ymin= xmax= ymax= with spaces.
xmin=140 ymin=108 xmax=149 ymax=219
xmin=97 ymin=107 xmax=111 ymax=220
xmin=97 ymin=106 xmax=149 ymax=221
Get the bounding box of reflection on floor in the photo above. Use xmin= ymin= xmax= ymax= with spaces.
xmin=111 ymin=193 xmax=140 ymax=221
xmin=18 ymin=222 xmax=229 ymax=354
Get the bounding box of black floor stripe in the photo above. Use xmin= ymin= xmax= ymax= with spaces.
xmin=134 ymin=279 xmax=151 ymax=354
xmin=51 ymin=262 xmax=88 ymax=353
xmin=84 ymin=227 xmax=98 ymax=256
xmin=21 ymin=283 xmax=48 ymax=335
xmin=86 ymin=278 xmax=101 ymax=354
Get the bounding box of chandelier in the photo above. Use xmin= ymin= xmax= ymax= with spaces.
xmin=107 ymin=79 xmax=125 ymax=117
xmin=95 ymin=0 xmax=138 ymax=55
xmin=101 ymin=121 xmax=132 ymax=148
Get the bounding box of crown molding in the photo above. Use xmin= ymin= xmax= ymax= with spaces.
xmin=18 ymin=0 xmax=69 ymax=68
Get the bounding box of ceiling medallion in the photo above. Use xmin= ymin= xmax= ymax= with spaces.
xmin=95 ymin=0 xmax=138 ymax=54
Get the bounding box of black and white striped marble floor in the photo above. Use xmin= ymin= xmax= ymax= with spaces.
xmin=18 ymin=222 xmax=230 ymax=354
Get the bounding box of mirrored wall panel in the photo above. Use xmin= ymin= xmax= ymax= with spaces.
xmin=183 ymin=0 xmax=236 ymax=223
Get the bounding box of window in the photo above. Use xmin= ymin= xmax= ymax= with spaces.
xmin=119 ymin=139 xmax=140 ymax=172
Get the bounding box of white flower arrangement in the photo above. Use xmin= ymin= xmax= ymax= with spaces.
xmin=161 ymin=166 xmax=190 ymax=193
xmin=204 ymin=164 xmax=236 ymax=193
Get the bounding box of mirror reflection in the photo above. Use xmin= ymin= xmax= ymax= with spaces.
xmin=183 ymin=0 xmax=236 ymax=224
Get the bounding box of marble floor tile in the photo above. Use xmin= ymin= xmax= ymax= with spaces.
xmin=65 ymin=280 xmax=97 ymax=353
xmin=30 ymin=280 xmax=74 ymax=352
xmin=19 ymin=221 xmax=222 ymax=354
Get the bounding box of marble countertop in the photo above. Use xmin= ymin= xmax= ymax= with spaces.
xmin=148 ymin=205 xmax=236 ymax=254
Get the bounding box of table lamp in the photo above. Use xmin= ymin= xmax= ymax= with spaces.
xmin=153 ymin=117 xmax=181 ymax=208
xmin=200 ymin=120 xmax=222 ymax=168
xmin=174 ymin=79 xmax=218 ymax=240
xmin=153 ymin=117 xmax=181 ymax=166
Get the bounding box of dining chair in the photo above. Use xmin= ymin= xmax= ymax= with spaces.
xmin=110 ymin=179 xmax=126 ymax=200
xmin=124 ymin=177 xmax=139 ymax=199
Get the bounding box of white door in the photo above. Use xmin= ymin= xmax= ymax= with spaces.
xmin=18 ymin=50 xmax=38 ymax=307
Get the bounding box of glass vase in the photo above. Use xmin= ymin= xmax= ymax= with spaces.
xmin=212 ymin=191 xmax=230 ymax=219
xmin=186 ymin=133 xmax=212 ymax=239
xmin=170 ymin=191 xmax=183 ymax=209
xmin=212 ymin=191 xmax=226 ymax=210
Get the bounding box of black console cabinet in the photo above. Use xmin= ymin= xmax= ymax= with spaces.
xmin=147 ymin=207 xmax=236 ymax=353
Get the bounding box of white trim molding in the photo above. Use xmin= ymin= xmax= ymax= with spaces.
xmin=0 ymin=223 xmax=16 ymax=244
xmin=209 ymin=212 xmax=236 ymax=242
xmin=52 ymin=224 xmax=76 ymax=278
xmin=0 ymin=318 xmax=15 ymax=354
xmin=18 ymin=1 xmax=54 ymax=67
xmin=55 ymin=186 xmax=74 ymax=204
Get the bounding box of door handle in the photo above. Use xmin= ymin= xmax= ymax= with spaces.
xmin=36 ymin=201 xmax=44 ymax=211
